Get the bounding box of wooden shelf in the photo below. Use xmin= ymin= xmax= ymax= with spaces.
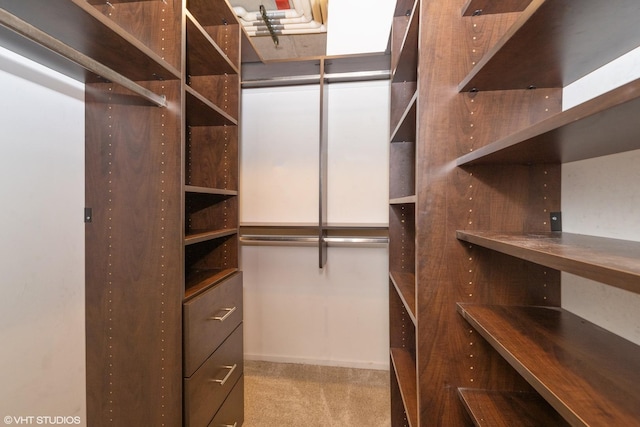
xmin=185 ymin=185 xmax=237 ymax=196
xmin=188 ymin=0 xmax=238 ymax=28
xmin=456 ymin=230 xmax=640 ymax=295
xmin=389 ymin=196 xmax=417 ymax=205
xmin=185 ymin=228 xmax=238 ymax=246
xmin=185 ymin=86 xmax=237 ymax=127
xmin=390 ymin=271 xmax=416 ymax=324
xmin=186 ymin=12 xmax=238 ymax=77
xmin=0 ymin=0 xmax=180 ymax=83
xmin=184 ymin=267 xmax=238 ymax=300
xmin=390 ymin=348 xmax=418 ymax=427
xmin=458 ymin=389 xmax=570 ymax=427
xmin=459 ymin=0 xmax=640 ymax=91
xmin=390 ymin=92 xmax=417 ymax=143
xmin=391 ymin=1 xmax=419 ymax=83
xmin=457 ymin=304 xmax=640 ymax=427
xmin=457 ymin=78 xmax=640 ymax=165
xmin=462 ymin=0 xmax=531 ymax=16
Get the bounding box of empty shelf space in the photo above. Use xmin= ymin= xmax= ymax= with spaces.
xmin=185 ymin=86 xmax=237 ymax=127
xmin=390 ymin=89 xmax=417 ymax=143
xmin=188 ymin=0 xmax=238 ymax=28
xmin=184 ymin=267 xmax=238 ymax=300
xmin=458 ymin=389 xmax=570 ymax=427
xmin=185 ymin=228 xmax=237 ymax=246
xmin=186 ymin=12 xmax=238 ymax=76
xmin=390 ymin=348 xmax=418 ymax=427
xmin=185 ymin=185 xmax=238 ymax=196
xmin=462 ymin=0 xmax=532 ymax=16
xmin=390 ymin=271 xmax=416 ymax=323
xmin=457 ymin=304 xmax=640 ymax=427
xmin=457 ymin=78 xmax=640 ymax=165
xmin=456 ymin=230 xmax=640 ymax=295
xmin=391 ymin=2 xmax=419 ymax=83
xmin=0 ymin=0 xmax=180 ymax=83
xmin=459 ymin=0 xmax=640 ymax=91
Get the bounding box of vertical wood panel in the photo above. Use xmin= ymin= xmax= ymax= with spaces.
xmin=85 ymin=80 xmax=183 ymax=426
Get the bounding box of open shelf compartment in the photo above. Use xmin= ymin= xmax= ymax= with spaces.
xmin=456 ymin=230 xmax=640 ymax=295
xmin=457 ymin=304 xmax=640 ymax=427
xmin=459 ymin=0 xmax=640 ymax=91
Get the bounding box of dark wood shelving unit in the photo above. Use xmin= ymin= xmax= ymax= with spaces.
xmin=458 ymin=389 xmax=570 ymax=427
xmin=6 ymin=0 xmax=242 ymax=425
xmin=388 ymin=0 xmax=640 ymax=425
xmin=456 ymin=231 xmax=640 ymax=295
xmin=459 ymin=0 xmax=640 ymax=91
xmin=458 ymin=304 xmax=640 ymax=427
xmin=388 ymin=2 xmax=419 ymax=424
xmin=182 ymin=1 xmax=243 ymax=424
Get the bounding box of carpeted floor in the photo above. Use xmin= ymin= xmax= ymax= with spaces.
xmin=243 ymin=360 xmax=391 ymax=427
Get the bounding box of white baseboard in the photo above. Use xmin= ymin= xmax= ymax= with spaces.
xmin=243 ymin=353 xmax=390 ymax=371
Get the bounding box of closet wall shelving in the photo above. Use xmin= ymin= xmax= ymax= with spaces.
xmin=388 ymin=0 xmax=640 ymax=425
xmin=0 ymin=0 xmax=243 ymax=425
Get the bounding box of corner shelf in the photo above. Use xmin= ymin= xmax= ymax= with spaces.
xmin=457 ymin=78 xmax=640 ymax=165
xmin=456 ymin=230 xmax=640 ymax=295
xmin=457 ymin=304 xmax=640 ymax=427
xmin=459 ymin=0 xmax=640 ymax=91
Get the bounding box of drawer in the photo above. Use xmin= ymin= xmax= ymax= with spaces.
xmin=184 ymin=271 xmax=243 ymax=376
xmin=208 ymin=375 xmax=244 ymax=427
xmin=185 ymin=324 xmax=243 ymax=427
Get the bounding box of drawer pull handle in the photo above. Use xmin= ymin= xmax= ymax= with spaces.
xmin=219 ymin=423 xmax=237 ymax=427
xmin=210 ymin=307 xmax=237 ymax=322
xmin=211 ymin=364 xmax=237 ymax=386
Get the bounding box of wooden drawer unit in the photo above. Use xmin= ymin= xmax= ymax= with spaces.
xmin=185 ymin=324 xmax=243 ymax=427
xmin=184 ymin=272 xmax=243 ymax=377
xmin=208 ymin=375 xmax=244 ymax=427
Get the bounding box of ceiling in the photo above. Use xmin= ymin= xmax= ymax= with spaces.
xmin=229 ymin=0 xmax=395 ymax=61
xmin=230 ymin=0 xmax=328 ymax=61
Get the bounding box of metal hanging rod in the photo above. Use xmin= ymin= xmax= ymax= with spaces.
xmin=0 ymin=8 xmax=167 ymax=108
xmin=240 ymin=235 xmax=388 ymax=247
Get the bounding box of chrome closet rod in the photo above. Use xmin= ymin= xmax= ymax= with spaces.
xmin=240 ymin=235 xmax=388 ymax=247
xmin=0 ymin=8 xmax=167 ymax=107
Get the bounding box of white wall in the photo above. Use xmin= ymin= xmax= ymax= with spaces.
xmin=561 ymin=47 xmax=640 ymax=345
xmin=240 ymin=80 xmax=390 ymax=369
xmin=0 ymin=47 xmax=86 ymax=423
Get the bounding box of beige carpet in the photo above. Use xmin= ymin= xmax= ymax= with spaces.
xmin=243 ymin=360 xmax=391 ymax=427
